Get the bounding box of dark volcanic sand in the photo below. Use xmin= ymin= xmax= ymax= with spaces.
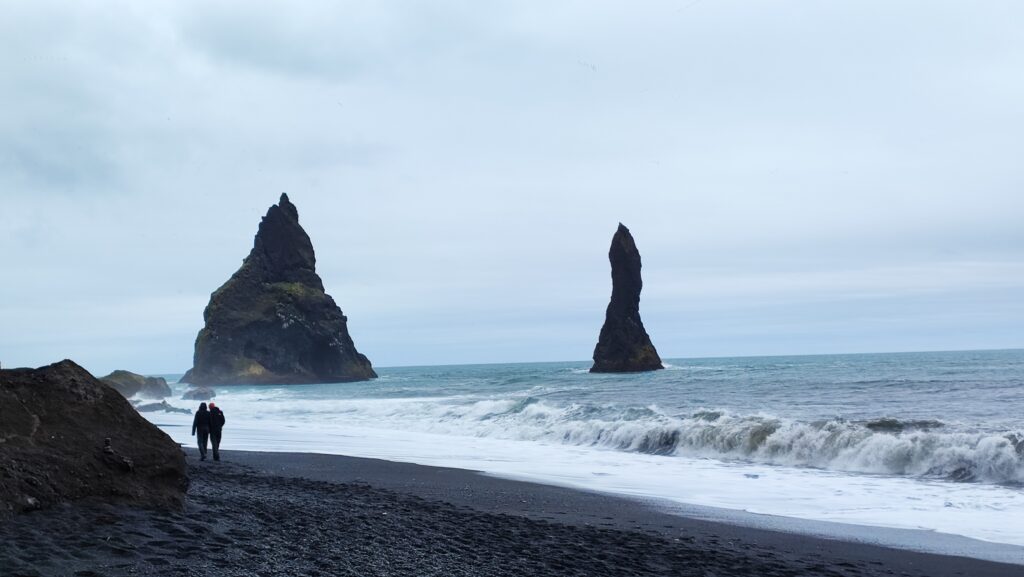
xmin=0 ymin=450 xmax=1018 ymax=577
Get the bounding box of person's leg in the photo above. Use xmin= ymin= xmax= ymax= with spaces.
xmin=198 ymin=430 xmax=209 ymax=460
xmin=211 ymin=430 xmax=221 ymax=461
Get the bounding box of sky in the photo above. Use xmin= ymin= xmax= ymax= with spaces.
xmin=1 ymin=1 xmax=1022 ymax=374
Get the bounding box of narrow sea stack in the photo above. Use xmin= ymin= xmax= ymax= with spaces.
xmin=182 ymin=194 xmax=376 ymax=385
xmin=590 ymin=224 xmax=664 ymax=373
xmin=0 ymin=360 xmax=187 ymax=517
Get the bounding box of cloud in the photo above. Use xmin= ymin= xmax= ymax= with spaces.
xmin=1 ymin=1 xmax=1022 ymax=372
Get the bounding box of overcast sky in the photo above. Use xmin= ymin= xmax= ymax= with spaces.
xmin=2 ymin=1 xmax=1022 ymax=374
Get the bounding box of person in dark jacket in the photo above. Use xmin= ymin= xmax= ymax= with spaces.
xmin=191 ymin=402 xmax=211 ymax=461
xmin=208 ymin=402 xmax=226 ymax=462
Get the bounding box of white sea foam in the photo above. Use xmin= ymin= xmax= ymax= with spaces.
xmin=148 ymin=381 xmax=1024 ymax=553
xmin=148 ymin=405 xmax=1024 ymax=555
xmin=176 ymin=387 xmax=1024 ymax=484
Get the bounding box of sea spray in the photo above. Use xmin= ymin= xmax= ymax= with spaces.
xmin=197 ymin=389 xmax=1024 ymax=484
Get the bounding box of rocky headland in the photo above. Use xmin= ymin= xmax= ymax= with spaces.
xmin=0 ymin=360 xmax=188 ymax=518
xmin=181 ymin=193 xmax=376 ymax=385
xmin=591 ymin=224 xmax=663 ymax=373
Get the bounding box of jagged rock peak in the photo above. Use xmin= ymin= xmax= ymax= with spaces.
xmin=183 ymin=195 xmax=376 ymax=385
xmin=251 ymin=192 xmax=320 ymax=289
xmin=590 ymin=223 xmax=663 ymax=373
xmin=278 ymin=192 xmax=298 ymax=220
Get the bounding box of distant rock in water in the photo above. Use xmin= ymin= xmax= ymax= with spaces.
xmin=100 ymin=370 xmax=172 ymax=399
xmin=182 ymin=386 xmax=216 ymax=401
xmin=100 ymin=370 xmax=145 ymax=397
xmin=0 ymin=360 xmax=187 ymax=517
xmin=182 ymin=193 xmax=376 ymax=385
xmin=136 ymin=400 xmax=192 ymax=414
xmin=590 ymin=224 xmax=663 ymax=373
xmin=140 ymin=376 xmax=172 ymax=399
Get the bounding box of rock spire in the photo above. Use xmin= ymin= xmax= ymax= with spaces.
xmin=590 ymin=223 xmax=663 ymax=373
xmin=182 ymin=194 xmax=376 ymax=385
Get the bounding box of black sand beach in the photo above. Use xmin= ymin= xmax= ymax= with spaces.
xmin=1 ymin=449 xmax=1018 ymax=577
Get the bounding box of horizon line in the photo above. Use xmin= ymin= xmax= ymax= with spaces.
xmin=135 ymin=346 xmax=1024 ymax=377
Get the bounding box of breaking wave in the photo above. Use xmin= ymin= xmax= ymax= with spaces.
xmin=325 ymin=396 xmax=1024 ymax=485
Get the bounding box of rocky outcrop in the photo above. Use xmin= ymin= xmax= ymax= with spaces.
xmin=136 ymin=400 xmax=192 ymax=415
xmin=590 ymin=224 xmax=664 ymax=373
xmin=139 ymin=376 xmax=172 ymax=399
xmin=182 ymin=386 xmax=216 ymax=401
xmin=100 ymin=370 xmax=172 ymax=399
xmin=100 ymin=370 xmax=145 ymax=397
xmin=182 ymin=194 xmax=376 ymax=385
xmin=0 ymin=360 xmax=188 ymax=517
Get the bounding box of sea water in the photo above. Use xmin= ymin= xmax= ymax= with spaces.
xmin=145 ymin=349 xmax=1024 ymax=557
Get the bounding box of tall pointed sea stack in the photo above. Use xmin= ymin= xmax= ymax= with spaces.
xmin=182 ymin=194 xmax=376 ymax=385
xmin=590 ymin=223 xmax=663 ymax=373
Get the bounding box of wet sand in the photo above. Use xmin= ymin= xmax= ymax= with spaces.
xmin=0 ymin=449 xmax=1018 ymax=576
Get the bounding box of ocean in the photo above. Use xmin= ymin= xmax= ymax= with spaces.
xmin=145 ymin=349 xmax=1024 ymax=550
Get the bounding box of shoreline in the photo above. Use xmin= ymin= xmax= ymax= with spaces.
xmin=223 ymin=449 xmax=1024 ymax=566
xmin=2 ymin=448 xmax=1020 ymax=577
xmin=147 ymin=408 xmax=1024 ymax=551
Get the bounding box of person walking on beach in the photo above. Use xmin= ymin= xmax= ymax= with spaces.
xmin=208 ymin=402 xmax=226 ymax=462
xmin=191 ymin=402 xmax=211 ymax=461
